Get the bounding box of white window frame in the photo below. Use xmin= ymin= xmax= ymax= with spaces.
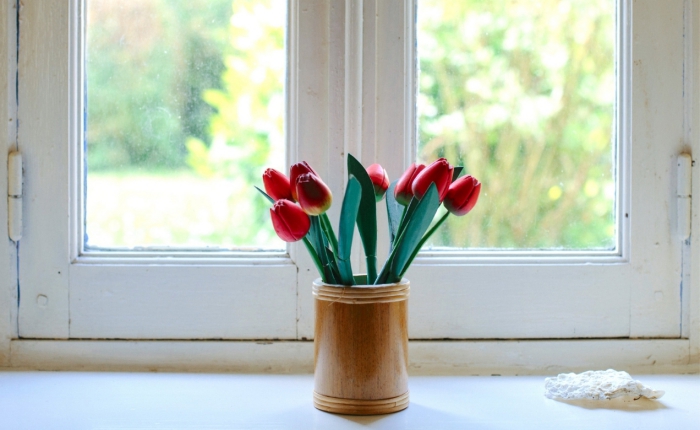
xmin=0 ymin=0 xmax=698 ymax=371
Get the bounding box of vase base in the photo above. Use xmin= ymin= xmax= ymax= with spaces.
xmin=313 ymin=391 xmax=409 ymax=415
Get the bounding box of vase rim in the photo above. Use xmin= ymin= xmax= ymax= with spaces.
xmin=313 ymin=276 xmax=409 ymax=289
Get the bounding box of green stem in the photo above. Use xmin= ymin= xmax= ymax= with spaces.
xmin=375 ymin=225 xmax=409 ymax=284
xmin=302 ymin=236 xmax=324 ymax=279
xmin=312 ymin=216 xmax=336 ymax=283
xmin=320 ymin=213 xmax=339 ymax=256
xmin=366 ymin=255 xmax=377 ymax=285
xmin=398 ymin=211 xmax=451 ymax=279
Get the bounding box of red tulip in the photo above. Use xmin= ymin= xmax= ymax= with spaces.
xmin=289 ymin=161 xmax=318 ymax=202
xmin=270 ymin=200 xmax=311 ymax=242
xmin=367 ymin=163 xmax=390 ymax=201
xmin=262 ymin=168 xmax=292 ymax=201
xmin=412 ymin=158 xmax=454 ymax=202
xmin=394 ymin=163 xmax=426 ymax=205
xmin=444 ymin=175 xmax=481 ymax=216
xmin=295 ymin=173 xmax=333 ymax=215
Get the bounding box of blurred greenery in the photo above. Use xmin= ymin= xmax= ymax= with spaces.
xmin=86 ymin=0 xmax=616 ymax=251
xmin=86 ymin=0 xmax=232 ymax=170
xmin=417 ymin=0 xmax=616 ymax=250
xmin=86 ymin=0 xmax=284 ymax=248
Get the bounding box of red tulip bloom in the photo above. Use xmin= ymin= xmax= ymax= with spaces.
xmin=270 ymin=200 xmax=311 ymax=242
xmin=367 ymin=163 xmax=390 ymax=201
xmin=394 ymin=163 xmax=426 ymax=205
xmin=444 ymin=175 xmax=481 ymax=216
xmin=262 ymin=168 xmax=293 ymax=201
xmin=295 ymin=173 xmax=333 ymax=215
xmin=289 ymin=161 xmax=318 ymax=202
xmin=412 ymin=158 xmax=454 ymax=202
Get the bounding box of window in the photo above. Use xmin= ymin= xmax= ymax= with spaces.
xmin=14 ymin=0 xmax=690 ymax=345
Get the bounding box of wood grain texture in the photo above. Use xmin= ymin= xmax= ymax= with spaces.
xmin=313 ymin=280 xmax=409 ymax=414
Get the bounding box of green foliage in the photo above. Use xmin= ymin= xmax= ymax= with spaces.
xmin=418 ymin=0 xmax=616 ymax=250
xmin=337 ymin=178 xmax=362 ymax=285
xmin=86 ymin=0 xmax=230 ymax=170
xmin=348 ymin=154 xmax=379 ymax=282
xmin=184 ymin=0 xmax=286 ymax=246
xmin=376 ymin=184 xmax=441 ymax=284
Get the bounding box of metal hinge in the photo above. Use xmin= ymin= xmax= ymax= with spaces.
xmin=8 ymin=151 xmax=22 ymax=242
xmin=677 ymin=153 xmax=692 ymax=241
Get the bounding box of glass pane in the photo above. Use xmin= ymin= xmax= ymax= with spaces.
xmin=85 ymin=0 xmax=286 ymax=250
xmin=417 ymin=0 xmax=616 ymax=250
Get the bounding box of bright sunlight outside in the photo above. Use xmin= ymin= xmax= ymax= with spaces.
xmin=85 ymin=0 xmax=616 ymax=252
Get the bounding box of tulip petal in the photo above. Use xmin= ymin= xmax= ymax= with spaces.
xmin=296 ymin=173 xmax=333 ymax=215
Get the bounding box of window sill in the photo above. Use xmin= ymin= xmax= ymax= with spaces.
xmin=4 ymin=339 xmax=697 ymax=374
xmin=0 ymin=372 xmax=697 ymax=429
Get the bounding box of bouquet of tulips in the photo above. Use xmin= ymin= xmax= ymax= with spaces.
xmin=256 ymin=154 xmax=480 ymax=285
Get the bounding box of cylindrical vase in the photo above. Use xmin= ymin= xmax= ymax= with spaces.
xmin=312 ymin=277 xmax=409 ymax=415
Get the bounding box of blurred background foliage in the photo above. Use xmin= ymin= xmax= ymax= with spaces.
xmin=86 ymin=0 xmax=615 ymax=250
xmin=86 ymin=0 xmax=284 ymax=248
xmin=418 ymin=0 xmax=616 ymax=249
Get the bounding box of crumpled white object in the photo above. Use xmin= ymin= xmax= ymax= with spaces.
xmin=544 ymin=369 xmax=665 ymax=400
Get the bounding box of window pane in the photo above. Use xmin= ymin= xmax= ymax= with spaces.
xmin=85 ymin=0 xmax=286 ymax=250
xmin=417 ymin=0 xmax=616 ymax=250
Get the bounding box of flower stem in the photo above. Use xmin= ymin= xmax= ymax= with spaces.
xmin=398 ymin=211 xmax=450 ymax=279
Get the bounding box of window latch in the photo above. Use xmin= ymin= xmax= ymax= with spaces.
xmin=677 ymin=153 xmax=692 ymax=241
xmin=8 ymin=151 xmax=22 ymax=242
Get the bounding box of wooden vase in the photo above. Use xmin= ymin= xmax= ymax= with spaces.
xmin=312 ymin=277 xmax=410 ymax=415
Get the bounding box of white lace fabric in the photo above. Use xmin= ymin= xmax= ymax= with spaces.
xmin=544 ymin=370 xmax=665 ymax=400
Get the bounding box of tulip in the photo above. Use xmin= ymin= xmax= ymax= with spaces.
xmin=412 ymin=158 xmax=454 ymax=202
xmin=295 ymin=173 xmax=333 ymax=215
xmin=367 ymin=163 xmax=390 ymax=201
xmin=444 ymin=175 xmax=481 ymax=216
xmin=394 ymin=163 xmax=426 ymax=205
xmin=262 ymin=168 xmax=293 ymax=201
xmin=289 ymin=161 xmax=318 ymax=202
xmin=270 ymin=200 xmax=311 ymax=242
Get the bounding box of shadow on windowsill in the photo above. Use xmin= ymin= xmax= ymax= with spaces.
xmin=555 ymin=397 xmax=669 ymax=412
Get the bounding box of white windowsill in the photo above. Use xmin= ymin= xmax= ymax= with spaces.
xmin=0 ymin=372 xmax=697 ymax=429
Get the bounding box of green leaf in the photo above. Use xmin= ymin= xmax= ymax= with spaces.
xmin=320 ymin=213 xmax=339 ymax=257
xmin=254 ymin=186 xmax=275 ymax=204
xmin=388 ymin=183 xmax=441 ymax=282
xmin=337 ymin=178 xmax=361 ymax=285
xmin=386 ymin=180 xmax=403 ymax=252
xmin=452 ymin=166 xmax=463 ymax=182
xmin=347 ymin=154 xmax=378 ymax=283
xmin=309 ymin=216 xmax=335 ymax=283
xmin=302 ymin=236 xmax=324 ymax=279
xmin=394 ymin=195 xmax=420 ymax=247
xmin=398 ymin=211 xmax=450 ymax=279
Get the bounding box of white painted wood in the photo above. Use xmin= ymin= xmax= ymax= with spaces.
xmin=628 ymin=0 xmax=685 ymax=337
xmin=407 ymin=264 xmax=631 ymax=338
xmin=7 ymin=151 xmax=21 ymax=241
xmin=0 ymin=373 xmax=697 ymax=430
xmin=5 ymin=339 xmax=696 ymax=375
xmin=291 ymin=0 xmax=334 ymax=339
xmin=17 ymin=0 xmax=71 ymax=338
xmin=17 ymin=0 xmax=316 ymax=339
xmin=10 ymin=340 xmax=314 ymax=373
xmin=408 ymin=340 xmax=694 ymax=376
xmin=0 ymin=0 xmax=17 ymax=366
xmin=13 ymin=0 xmax=698 ymax=346
xmin=677 ymin=154 xmax=692 ymax=240
xmin=689 ymin=0 xmax=700 ymax=365
xmin=69 ymin=264 xmax=297 ymax=339
xmin=364 ymin=0 xmax=682 ymax=338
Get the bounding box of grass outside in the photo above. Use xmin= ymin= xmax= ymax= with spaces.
xmin=86 ymin=171 xmax=283 ymax=250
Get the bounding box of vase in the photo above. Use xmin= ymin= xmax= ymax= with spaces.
xmin=312 ymin=276 xmax=410 ymax=415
